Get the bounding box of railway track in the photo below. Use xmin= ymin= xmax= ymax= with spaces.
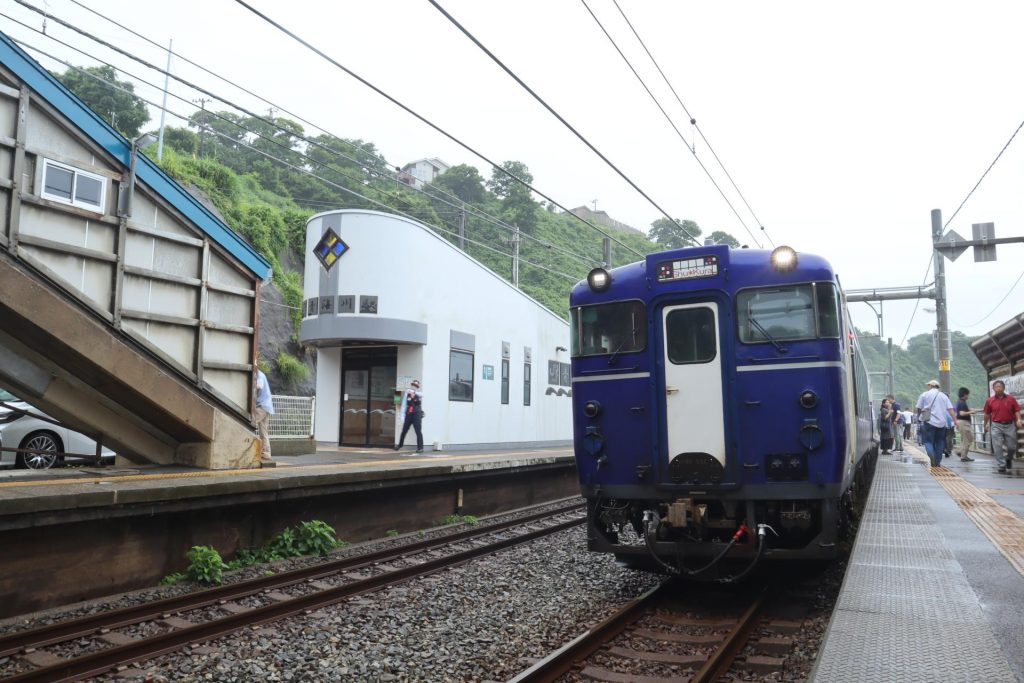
xmin=512 ymin=579 xmax=801 ymax=683
xmin=0 ymin=501 xmax=585 ymax=682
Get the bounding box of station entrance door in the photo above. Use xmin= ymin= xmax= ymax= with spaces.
xmin=340 ymin=347 xmax=397 ymax=447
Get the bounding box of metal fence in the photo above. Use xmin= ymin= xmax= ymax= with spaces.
xmin=268 ymin=395 xmax=315 ymax=439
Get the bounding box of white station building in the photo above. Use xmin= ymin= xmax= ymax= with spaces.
xmin=301 ymin=210 xmax=573 ymax=450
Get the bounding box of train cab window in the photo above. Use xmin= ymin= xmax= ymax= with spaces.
xmin=665 ymin=307 xmax=717 ymax=364
xmin=815 ymin=283 xmax=841 ymax=338
xmin=570 ymin=301 xmax=646 ymax=357
xmin=738 ymin=286 xmax=816 ymax=343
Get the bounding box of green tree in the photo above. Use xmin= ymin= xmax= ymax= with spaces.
xmin=57 ymin=65 xmax=149 ymax=138
xmin=708 ymin=230 xmax=740 ymax=248
xmin=432 ymin=164 xmax=486 ymax=203
xmin=486 ymin=160 xmax=533 ymax=199
xmin=162 ymin=126 xmax=199 ymax=156
xmin=649 ymin=217 xmax=701 ymax=248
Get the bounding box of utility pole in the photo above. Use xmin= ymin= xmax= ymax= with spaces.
xmin=602 ymin=237 xmax=611 ymax=268
xmin=511 ymin=223 xmax=520 ymax=287
xmin=156 ymin=39 xmax=172 ymax=161
xmin=888 ymin=337 xmax=895 ymax=397
xmin=931 ymin=209 xmax=952 ymax=396
xmin=194 ymin=97 xmax=211 ymax=157
xmin=458 ymin=202 xmax=466 ymax=251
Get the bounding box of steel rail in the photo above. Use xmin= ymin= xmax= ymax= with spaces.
xmin=0 ymin=501 xmax=583 ymax=658
xmin=510 ymin=582 xmax=769 ymax=683
xmin=508 ymin=581 xmax=672 ymax=682
xmin=4 ymin=515 xmax=584 ymax=682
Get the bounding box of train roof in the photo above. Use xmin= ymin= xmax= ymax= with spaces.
xmin=570 ymin=245 xmax=837 ymax=306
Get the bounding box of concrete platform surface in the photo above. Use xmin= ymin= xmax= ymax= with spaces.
xmin=811 ymin=443 xmax=1024 ymax=682
xmin=0 ymin=445 xmax=573 ymax=519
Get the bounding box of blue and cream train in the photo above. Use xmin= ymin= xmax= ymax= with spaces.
xmin=569 ymin=244 xmax=877 ymax=579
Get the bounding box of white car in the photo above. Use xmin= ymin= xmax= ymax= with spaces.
xmin=0 ymin=389 xmax=115 ymax=469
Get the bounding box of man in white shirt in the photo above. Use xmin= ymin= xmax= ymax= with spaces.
xmin=915 ymin=379 xmax=956 ymax=469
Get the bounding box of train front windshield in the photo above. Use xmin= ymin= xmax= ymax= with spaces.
xmin=570 ymin=301 xmax=646 ymax=357
xmin=737 ymin=283 xmax=840 ymax=343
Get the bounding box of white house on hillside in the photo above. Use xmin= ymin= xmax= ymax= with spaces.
xmin=300 ymin=209 xmax=572 ymax=450
xmin=398 ymin=158 xmax=450 ymax=189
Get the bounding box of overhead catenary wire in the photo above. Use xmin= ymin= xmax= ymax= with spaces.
xmin=425 ymin=0 xmax=700 ymax=246
xmin=14 ymin=37 xmax=583 ymax=285
xmin=1 ymin=8 xmax=603 ymax=270
xmin=578 ymin=0 xmax=764 ymax=249
xmin=955 ymin=267 xmax=1024 ymax=330
xmin=609 ymin=0 xmax=774 ymax=248
xmin=897 ymin=258 xmax=934 ymax=348
xmin=943 ymin=115 xmax=1024 ymax=230
xmin=58 ymin=0 xmax=608 ymax=267
xmin=218 ymin=0 xmax=646 ymax=258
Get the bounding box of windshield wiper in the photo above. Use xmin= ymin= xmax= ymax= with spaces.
xmin=749 ymin=317 xmax=788 ymax=353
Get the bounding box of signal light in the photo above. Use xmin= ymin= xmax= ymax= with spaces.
xmin=583 ymin=400 xmax=602 ymax=418
xmin=799 ymin=390 xmax=818 ymax=409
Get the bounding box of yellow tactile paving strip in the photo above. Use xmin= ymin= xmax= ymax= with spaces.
xmin=931 ymin=466 xmax=1024 ymax=577
xmin=0 ymin=449 xmax=568 ymax=489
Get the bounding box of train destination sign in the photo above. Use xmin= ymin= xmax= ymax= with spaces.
xmin=655 ymin=255 xmax=719 ymax=282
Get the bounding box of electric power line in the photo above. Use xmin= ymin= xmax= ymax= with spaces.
xmin=425 ymin=0 xmax=700 ymax=246
xmin=944 ymin=115 xmax=1024 ymax=230
xmin=579 ymin=0 xmax=764 ymax=249
xmin=610 ymin=0 xmax=774 ymax=248
xmin=956 ymin=267 xmax=1024 ymax=329
xmin=222 ymin=0 xmax=646 ymax=258
xmin=14 ymin=37 xmax=582 ymax=284
xmin=2 ymin=8 xmax=603 ymax=270
xmin=897 ymin=258 xmax=934 ymax=347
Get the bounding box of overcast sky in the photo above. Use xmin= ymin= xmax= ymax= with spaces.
xmin=5 ymin=0 xmax=1023 ymax=347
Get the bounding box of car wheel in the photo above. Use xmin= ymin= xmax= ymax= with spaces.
xmin=16 ymin=431 xmax=63 ymax=470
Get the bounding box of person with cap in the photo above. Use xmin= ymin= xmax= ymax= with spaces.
xmin=983 ymin=380 xmax=1022 ymax=473
xmin=916 ymin=379 xmax=956 ymax=469
xmin=395 ymin=379 xmax=424 ymax=454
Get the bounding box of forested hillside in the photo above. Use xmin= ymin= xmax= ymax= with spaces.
xmin=858 ymin=331 xmax=988 ymax=408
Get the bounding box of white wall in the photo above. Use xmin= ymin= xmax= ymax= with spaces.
xmin=304 ymin=210 xmax=572 ymax=448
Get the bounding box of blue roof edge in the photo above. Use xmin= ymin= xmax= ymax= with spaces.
xmin=0 ymin=32 xmax=272 ymax=280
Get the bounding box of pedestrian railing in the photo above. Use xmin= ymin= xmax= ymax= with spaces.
xmin=969 ymin=413 xmax=991 ymax=452
xmin=268 ymin=395 xmax=315 ymax=439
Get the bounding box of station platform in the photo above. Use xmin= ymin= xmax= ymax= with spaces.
xmin=811 ymin=442 xmax=1024 ymax=682
xmin=0 ymin=444 xmax=576 ymax=618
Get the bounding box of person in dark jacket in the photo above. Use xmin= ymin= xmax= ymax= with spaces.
xmin=395 ymin=379 xmax=424 ymax=454
xmin=879 ymin=398 xmax=894 ymax=455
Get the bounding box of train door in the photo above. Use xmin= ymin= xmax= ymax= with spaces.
xmin=662 ymin=302 xmax=726 ymax=469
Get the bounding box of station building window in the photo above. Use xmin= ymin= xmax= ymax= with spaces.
xmin=523 ymin=362 xmax=531 ymax=406
xmin=501 ymin=359 xmax=510 ymax=405
xmin=449 ymin=349 xmax=474 ymax=402
xmin=41 ymin=159 xmax=106 ymax=212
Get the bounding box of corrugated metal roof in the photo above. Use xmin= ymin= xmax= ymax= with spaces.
xmin=0 ymin=31 xmax=272 ymax=280
xmin=970 ymin=312 xmax=1024 ymax=379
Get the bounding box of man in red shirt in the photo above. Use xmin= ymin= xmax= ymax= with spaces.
xmin=984 ymin=380 xmax=1022 ymax=473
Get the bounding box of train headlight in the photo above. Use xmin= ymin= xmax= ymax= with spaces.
xmin=583 ymin=400 xmax=602 ymax=418
xmin=799 ymin=390 xmax=818 ymax=409
xmin=587 ymin=267 xmax=612 ymax=293
xmin=770 ymin=246 xmax=798 ymax=272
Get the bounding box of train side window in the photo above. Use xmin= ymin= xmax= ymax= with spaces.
xmin=665 ymin=307 xmax=717 ymax=364
xmin=815 ymin=283 xmax=841 ymax=338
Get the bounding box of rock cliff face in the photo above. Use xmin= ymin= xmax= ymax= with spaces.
xmin=184 ymin=183 xmax=315 ymax=397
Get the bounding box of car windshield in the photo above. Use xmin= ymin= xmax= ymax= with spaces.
xmin=571 ymin=301 xmax=646 ymax=357
xmin=0 ymin=389 xmax=18 ymax=402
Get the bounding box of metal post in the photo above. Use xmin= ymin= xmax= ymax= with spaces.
xmin=602 ymin=237 xmax=611 ymax=268
xmin=932 ymin=209 xmax=952 ymax=395
xmin=511 ymin=223 xmax=520 ymax=287
xmin=887 ymin=337 xmax=894 ymax=397
xmin=156 ymin=39 xmax=172 ymax=161
xmin=458 ymin=202 xmax=466 ymax=250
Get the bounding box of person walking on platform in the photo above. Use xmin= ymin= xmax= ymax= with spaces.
xmin=956 ymin=387 xmax=976 ymax=462
xmin=395 ymin=379 xmax=424 ymax=454
xmin=984 ymin=380 xmax=1022 ymax=473
xmin=879 ymin=398 xmax=894 ymax=455
xmin=254 ymin=368 xmax=274 ymax=461
xmin=916 ymin=380 xmax=956 ymax=469
xmin=903 ymin=410 xmax=913 ymax=440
